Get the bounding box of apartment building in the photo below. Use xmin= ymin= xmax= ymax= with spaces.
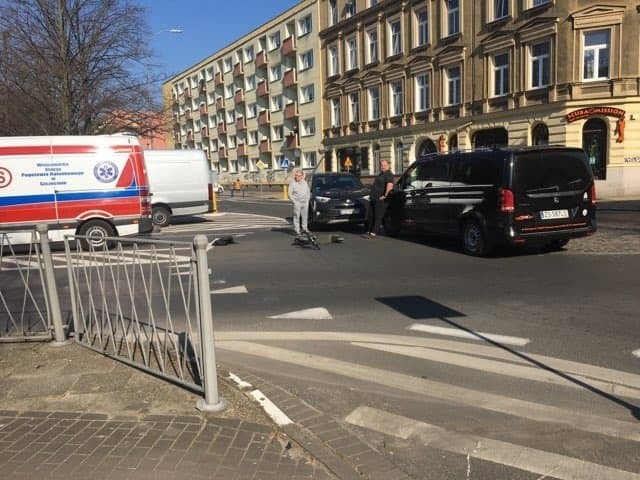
xmin=320 ymin=0 xmax=640 ymax=197
xmin=163 ymin=0 xmax=323 ymax=183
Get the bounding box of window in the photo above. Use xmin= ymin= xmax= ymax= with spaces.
xmin=493 ymin=0 xmax=509 ymax=21
xmin=245 ymin=75 xmax=256 ymax=92
xmin=390 ymin=81 xmax=403 ymax=116
xmin=349 ymin=93 xmax=360 ymax=123
xmin=346 ymin=0 xmax=355 ymax=18
xmin=244 ymin=46 xmax=254 ymax=63
xmin=331 ymin=98 xmax=341 ymax=127
xmin=272 ymin=125 xmax=284 ymax=141
xmin=271 ymin=95 xmax=283 ymax=112
xmin=415 ymin=73 xmax=430 ymax=111
xmin=248 ymin=130 xmax=258 ymax=145
xmin=223 ymin=57 xmax=233 ymax=73
xmin=493 ymin=53 xmax=509 ymax=96
xmin=247 ymin=103 xmax=258 ymax=119
xmin=329 ymin=0 xmax=338 ymax=26
xmin=416 ymin=9 xmax=428 ymax=47
xmin=530 ymin=0 xmax=549 ymax=7
xmin=446 ymin=66 xmax=461 ymax=105
xmin=389 ymin=18 xmax=402 ymax=56
xmin=301 ymin=118 xmax=316 ymax=136
xmin=445 ymin=0 xmax=459 ymax=36
xmin=532 ymin=123 xmax=549 ymax=146
xmin=268 ymin=31 xmax=281 ymax=51
xmin=366 ymin=28 xmax=378 ymax=64
xmin=368 ymin=86 xmax=380 ymax=120
xmin=300 ymin=84 xmax=315 ymax=104
xmin=298 ymin=14 xmax=312 ymax=36
xmin=229 ymin=135 xmax=236 ymax=148
xmin=369 ymin=0 xmax=378 ymax=6
xmin=305 ymin=152 xmax=317 ymax=169
xmin=530 ymin=41 xmax=550 ymax=88
xmin=347 ymin=37 xmax=358 ymax=70
xmin=328 ymin=46 xmax=340 ymax=76
xmin=583 ymin=30 xmax=609 ymax=81
xmin=299 ymin=50 xmax=314 ymax=70
xmin=205 ymin=67 xmax=214 ymax=81
xmin=226 ymin=110 xmax=235 ymax=123
xmin=270 ymin=64 xmax=282 ymax=82
xmin=225 ymin=84 xmax=234 ymax=99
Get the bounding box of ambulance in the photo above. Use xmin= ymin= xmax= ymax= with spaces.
xmin=0 ymin=134 xmax=152 ymax=248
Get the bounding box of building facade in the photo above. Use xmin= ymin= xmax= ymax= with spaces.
xmin=319 ymin=0 xmax=640 ymax=197
xmin=163 ymin=0 xmax=323 ymax=184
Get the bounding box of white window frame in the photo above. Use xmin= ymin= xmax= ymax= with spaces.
xmin=245 ymin=74 xmax=256 ymax=92
xmin=225 ymin=84 xmax=234 ymax=99
xmin=390 ymin=81 xmax=403 ymax=116
xmin=271 ymin=95 xmax=283 ymax=112
xmin=346 ymin=0 xmax=355 ymax=18
xmin=228 ymin=135 xmax=237 ymax=149
xmin=349 ymin=92 xmax=360 ymax=123
xmin=328 ymin=45 xmax=340 ymax=77
xmin=445 ymin=0 xmax=460 ymax=37
xmin=415 ymin=73 xmax=430 ymax=112
xmin=299 ymin=50 xmax=314 ymax=71
xmin=530 ymin=41 xmax=550 ymax=88
xmin=491 ymin=0 xmax=509 ymax=21
xmin=492 ymin=53 xmax=509 ymax=97
xmin=347 ymin=37 xmax=358 ymax=70
xmin=388 ymin=18 xmax=402 ymax=57
xmin=415 ymin=9 xmax=429 ymax=47
xmin=272 ymin=125 xmax=284 ymax=141
xmin=298 ymin=14 xmax=312 ymax=37
xmin=226 ymin=110 xmax=235 ymax=123
xmin=244 ymin=46 xmax=254 ymax=63
xmin=368 ymin=86 xmax=380 ymax=120
xmin=269 ymin=64 xmax=282 ymax=82
xmin=300 ymin=84 xmax=315 ymax=104
xmin=331 ymin=98 xmax=341 ymax=127
xmin=528 ymin=0 xmax=550 ymax=8
xmin=247 ymin=103 xmax=258 ymax=119
xmin=366 ymin=27 xmax=378 ymax=64
xmin=305 ymin=151 xmax=317 ymax=169
xmin=582 ymin=29 xmax=610 ymax=81
xmin=248 ymin=130 xmax=258 ymax=145
xmin=223 ymin=57 xmax=233 ymax=73
xmin=329 ymin=0 xmax=338 ymax=26
xmin=301 ymin=118 xmax=316 ymax=136
xmin=446 ymin=66 xmax=461 ymax=105
xmin=268 ymin=31 xmax=281 ymax=51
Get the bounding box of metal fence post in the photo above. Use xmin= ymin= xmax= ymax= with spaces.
xmin=36 ymin=224 xmax=69 ymax=346
xmin=193 ymin=234 xmax=227 ymax=412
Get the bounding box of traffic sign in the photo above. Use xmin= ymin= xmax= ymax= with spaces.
xmin=280 ymin=157 xmax=290 ymax=169
xmin=256 ymin=160 xmax=266 ymax=169
xmin=343 ymin=157 xmax=353 ymax=168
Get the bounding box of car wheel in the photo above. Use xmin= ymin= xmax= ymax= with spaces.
xmin=152 ymin=206 xmax=171 ymax=227
xmin=462 ymin=219 xmax=491 ymax=256
xmin=77 ymin=220 xmax=116 ymax=250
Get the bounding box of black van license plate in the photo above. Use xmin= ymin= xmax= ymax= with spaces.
xmin=540 ymin=209 xmax=569 ymax=220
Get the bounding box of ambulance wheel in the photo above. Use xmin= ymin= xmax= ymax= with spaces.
xmin=152 ymin=206 xmax=171 ymax=227
xmin=77 ymin=220 xmax=115 ymax=250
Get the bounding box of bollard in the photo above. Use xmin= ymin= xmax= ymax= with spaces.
xmin=193 ymin=234 xmax=227 ymax=412
xmin=282 ymin=183 xmax=288 ymax=200
xmin=36 ymin=224 xmax=69 ymax=346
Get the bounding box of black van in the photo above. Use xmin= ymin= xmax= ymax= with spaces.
xmin=384 ymin=146 xmax=596 ymax=256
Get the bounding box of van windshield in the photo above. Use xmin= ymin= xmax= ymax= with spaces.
xmin=312 ymin=175 xmax=363 ymax=191
xmin=512 ymin=150 xmax=592 ymax=194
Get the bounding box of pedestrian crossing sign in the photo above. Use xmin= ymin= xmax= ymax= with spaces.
xmin=280 ymin=158 xmax=290 ymax=169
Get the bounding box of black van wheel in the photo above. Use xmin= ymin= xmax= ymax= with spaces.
xmin=152 ymin=206 xmax=171 ymax=227
xmin=462 ymin=219 xmax=490 ymax=256
xmin=77 ymin=220 xmax=115 ymax=250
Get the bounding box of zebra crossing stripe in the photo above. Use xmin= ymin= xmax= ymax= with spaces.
xmin=345 ymin=406 xmax=640 ymax=480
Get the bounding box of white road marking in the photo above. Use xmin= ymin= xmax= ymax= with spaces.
xmin=408 ymin=323 xmax=530 ymax=346
xmin=249 ymin=389 xmax=292 ymax=426
xmin=268 ymin=307 xmax=333 ymax=320
xmin=227 ymin=372 xmax=253 ymax=390
xmin=353 ymin=342 xmax=640 ymax=400
xmin=633 ymin=349 xmax=640 ymax=358
xmin=211 ymin=285 xmax=248 ymax=294
xmin=215 ymin=340 xmax=640 ymax=442
xmin=215 ymin=331 xmax=640 ymax=390
xmin=345 ymin=406 xmax=640 ymax=480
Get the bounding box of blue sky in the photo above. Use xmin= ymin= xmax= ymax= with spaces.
xmin=141 ymin=0 xmax=301 ymax=81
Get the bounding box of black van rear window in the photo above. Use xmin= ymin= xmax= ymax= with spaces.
xmin=512 ymin=150 xmax=592 ymax=194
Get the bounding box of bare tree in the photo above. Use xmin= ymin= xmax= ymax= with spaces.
xmin=0 ymin=0 xmax=156 ymax=136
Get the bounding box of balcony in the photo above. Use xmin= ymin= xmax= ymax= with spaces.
xmin=233 ymin=62 xmax=244 ymax=78
xmin=259 ymin=139 xmax=271 ymax=153
xmin=285 ymin=102 xmax=299 ymax=120
xmin=257 ymin=80 xmax=269 ymax=97
xmin=281 ymin=36 xmax=296 ymax=56
xmin=201 ymin=126 xmax=209 ymax=138
xmin=283 ymin=69 xmax=297 ymax=88
xmin=258 ymin=110 xmax=271 ymax=126
xmin=219 ymin=146 xmax=227 ymax=159
xmin=285 ymin=134 xmax=298 ymax=150
xmin=199 ymin=104 xmax=208 ymax=115
xmin=217 ymin=122 xmax=227 ymax=135
xmin=237 ymin=144 xmax=246 ymax=157
xmin=234 ymin=89 xmax=245 ymax=104
xmin=214 ymin=72 xmax=223 ymax=86
xmin=216 ymin=97 xmax=224 ymax=110
xmin=235 ymin=116 xmax=247 ymax=131
xmin=255 ymin=50 xmax=267 ymax=68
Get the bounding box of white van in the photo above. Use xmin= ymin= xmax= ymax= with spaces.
xmin=143 ymin=149 xmax=213 ymax=226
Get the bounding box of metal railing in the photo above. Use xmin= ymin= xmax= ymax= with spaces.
xmin=63 ymin=233 xmax=226 ymax=412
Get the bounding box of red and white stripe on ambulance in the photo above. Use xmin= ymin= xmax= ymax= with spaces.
xmin=0 ymin=135 xmax=152 ymax=242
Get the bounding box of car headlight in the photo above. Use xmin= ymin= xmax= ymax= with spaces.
xmin=362 ymin=195 xmax=370 ymax=201
xmin=315 ymin=196 xmax=331 ymax=203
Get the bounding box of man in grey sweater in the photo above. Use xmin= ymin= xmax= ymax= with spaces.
xmin=288 ymin=168 xmax=311 ymax=237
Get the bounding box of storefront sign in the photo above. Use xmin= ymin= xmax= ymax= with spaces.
xmin=566 ymin=107 xmax=625 ymax=123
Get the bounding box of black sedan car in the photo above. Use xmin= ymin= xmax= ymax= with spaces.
xmin=308 ymin=173 xmax=370 ymax=226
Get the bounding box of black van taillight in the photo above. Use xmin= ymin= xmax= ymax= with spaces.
xmin=588 ymin=184 xmax=596 ymax=205
xmin=500 ymin=188 xmax=515 ymax=212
